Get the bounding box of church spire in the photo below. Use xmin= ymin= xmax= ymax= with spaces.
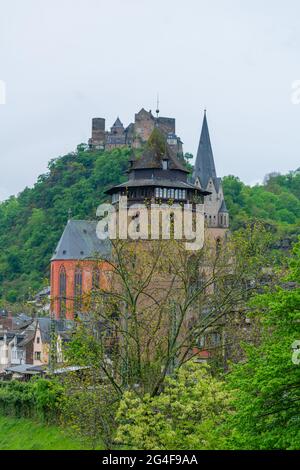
xmin=193 ymin=110 xmax=217 ymax=189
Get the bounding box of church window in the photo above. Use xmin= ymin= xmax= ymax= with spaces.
xmin=58 ymin=266 xmax=66 ymax=319
xmin=155 ymin=188 xmax=159 ymax=198
xmin=182 ymin=190 xmax=186 ymax=199
xmin=74 ymin=268 xmax=83 ymax=315
xmin=175 ymin=189 xmax=178 ymax=199
xmin=163 ymin=188 xmax=167 ymax=198
xmin=162 ymin=160 xmax=168 ymax=170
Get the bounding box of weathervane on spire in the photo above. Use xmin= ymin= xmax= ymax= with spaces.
xmin=68 ymin=208 xmax=72 ymax=221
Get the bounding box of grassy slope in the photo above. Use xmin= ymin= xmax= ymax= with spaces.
xmin=0 ymin=414 xmax=92 ymax=450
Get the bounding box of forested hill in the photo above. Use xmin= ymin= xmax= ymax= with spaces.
xmin=0 ymin=144 xmax=299 ymax=303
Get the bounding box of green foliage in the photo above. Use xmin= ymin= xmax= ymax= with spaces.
xmin=222 ymin=239 xmax=300 ymax=449
xmin=60 ymin=370 xmax=118 ymax=450
xmin=115 ymin=362 xmax=231 ymax=450
xmin=0 ymin=378 xmax=63 ymax=422
xmin=147 ymin=127 xmax=166 ymax=155
xmin=223 ymin=172 xmax=300 ymax=238
xmin=0 ymin=146 xmax=130 ymax=302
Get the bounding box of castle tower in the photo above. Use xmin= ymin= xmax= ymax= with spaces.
xmin=89 ymin=117 xmax=106 ymax=150
xmin=192 ymin=111 xmax=229 ymax=235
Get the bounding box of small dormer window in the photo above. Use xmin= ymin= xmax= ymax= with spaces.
xmin=162 ymin=160 xmax=168 ymax=170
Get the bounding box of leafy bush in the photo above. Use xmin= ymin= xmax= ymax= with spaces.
xmin=115 ymin=362 xmax=231 ymax=450
xmin=0 ymin=379 xmax=62 ymax=422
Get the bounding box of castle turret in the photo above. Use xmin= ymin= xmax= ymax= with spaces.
xmin=111 ymin=117 xmax=124 ymax=135
xmin=89 ymin=117 xmax=106 ymax=150
xmin=106 ymin=117 xmax=126 ymax=149
xmin=192 ymin=111 xmax=229 ymax=231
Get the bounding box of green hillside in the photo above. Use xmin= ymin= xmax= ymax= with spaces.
xmin=0 ymin=144 xmax=299 ymax=303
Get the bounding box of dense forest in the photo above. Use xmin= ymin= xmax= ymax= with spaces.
xmin=0 ymin=144 xmax=299 ymax=303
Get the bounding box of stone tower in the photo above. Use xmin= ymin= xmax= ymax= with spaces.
xmin=89 ymin=118 xmax=106 ymax=150
xmin=192 ymin=111 xmax=229 ymax=237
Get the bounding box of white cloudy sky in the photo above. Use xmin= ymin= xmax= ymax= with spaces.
xmin=0 ymin=0 xmax=299 ymax=200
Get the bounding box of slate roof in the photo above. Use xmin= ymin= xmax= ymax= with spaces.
xmin=5 ymin=364 xmax=42 ymax=375
xmin=112 ymin=117 xmax=124 ymax=128
xmin=106 ymin=178 xmax=210 ymax=193
xmin=193 ymin=111 xmax=217 ymax=189
xmin=37 ymin=318 xmax=51 ymax=343
xmin=51 ymin=220 xmax=112 ymax=261
xmin=18 ymin=331 xmax=35 ymax=347
xmin=219 ymin=199 xmax=228 ymax=213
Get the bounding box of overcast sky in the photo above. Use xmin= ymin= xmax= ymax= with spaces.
xmin=0 ymin=0 xmax=299 ymax=200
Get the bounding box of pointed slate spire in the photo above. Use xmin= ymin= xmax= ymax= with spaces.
xmin=193 ymin=111 xmax=217 ymax=189
xmin=112 ymin=117 xmax=123 ymax=128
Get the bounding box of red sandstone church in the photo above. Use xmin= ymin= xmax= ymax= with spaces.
xmin=50 ymin=220 xmax=112 ymax=320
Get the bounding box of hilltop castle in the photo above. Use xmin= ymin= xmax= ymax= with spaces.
xmin=88 ymin=108 xmax=183 ymax=158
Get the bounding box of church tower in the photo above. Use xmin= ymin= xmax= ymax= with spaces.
xmin=192 ymin=111 xmax=229 ymax=237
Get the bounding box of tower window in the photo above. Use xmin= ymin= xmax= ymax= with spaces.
xmin=162 ymin=160 xmax=168 ymax=170
xmin=74 ymin=268 xmax=83 ymax=314
xmin=58 ymin=266 xmax=66 ymax=319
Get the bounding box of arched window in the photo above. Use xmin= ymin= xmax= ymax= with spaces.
xmin=74 ymin=268 xmax=83 ymax=315
xmin=58 ymin=266 xmax=66 ymax=319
